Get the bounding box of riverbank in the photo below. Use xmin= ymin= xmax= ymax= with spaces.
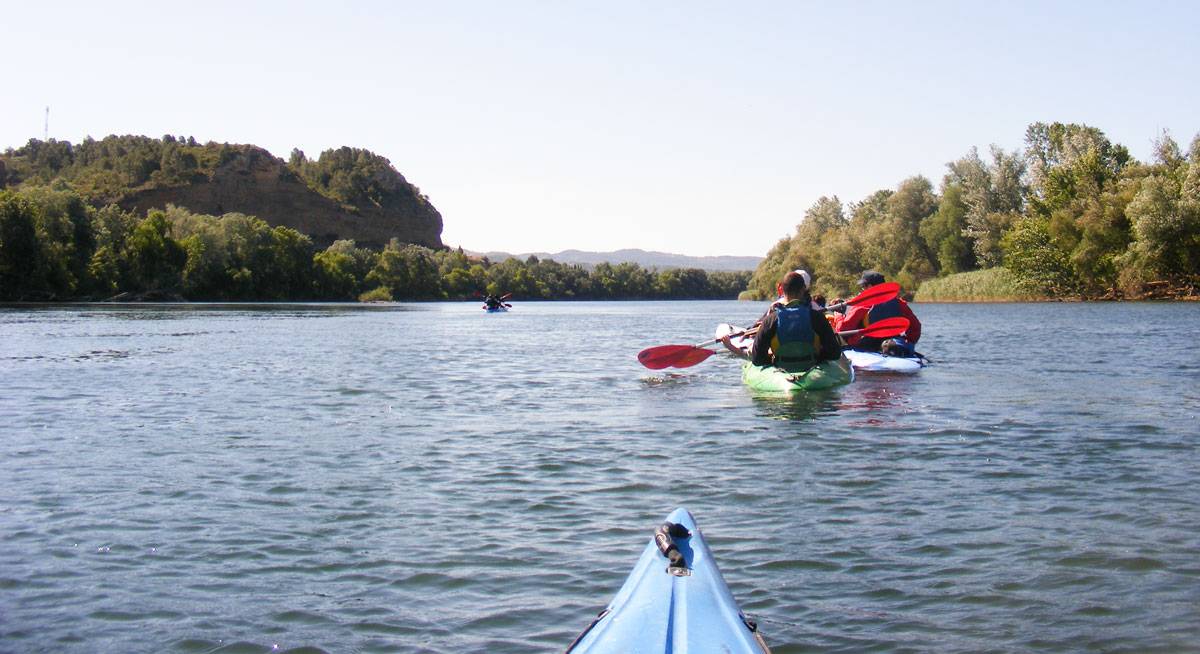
xmin=914 ymin=269 xmax=1048 ymax=302
xmin=914 ymin=268 xmax=1199 ymax=303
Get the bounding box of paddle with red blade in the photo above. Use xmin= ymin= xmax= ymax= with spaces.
xmin=822 ymin=281 xmax=898 ymax=313
xmin=653 ymin=317 xmax=912 ymax=369
xmin=636 ymin=282 xmax=902 ymax=369
xmin=638 ymin=344 xmax=718 ymax=370
xmin=836 ymin=316 xmax=909 ymax=339
xmin=636 ymin=317 xmax=910 ymax=370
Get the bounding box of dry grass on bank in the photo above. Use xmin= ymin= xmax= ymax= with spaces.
xmin=914 ymin=268 xmax=1047 ymax=303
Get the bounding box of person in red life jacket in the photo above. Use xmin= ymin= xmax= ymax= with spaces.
xmin=836 ymin=270 xmax=922 ymax=354
xmin=721 ymin=270 xmax=842 ymax=371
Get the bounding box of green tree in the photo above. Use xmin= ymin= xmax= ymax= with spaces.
xmin=313 ymin=240 xmax=378 ymax=300
xmin=655 ymin=268 xmax=709 ymax=298
xmin=127 ymin=210 xmax=186 ymax=292
xmin=1001 ymin=217 xmax=1077 ymax=295
xmin=879 ymin=176 xmax=938 ymax=286
xmin=945 ymin=146 xmax=1026 ymax=267
xmin=0 ymin=191 xmax=41 ymax=299
xmin=0 ymin=187 xmax=96 ymax=299
xmin=1025 ymin=122 xmax=1131 ymax=213
xmin=919 ymin=182 xmax=976 ymax=274
xmin=434 ymin=247 xmax=483 ymax=298
xmin=87 ymin=204 xmax=139 ymax=295
xmin=1120 ymin=173 xmax=1200 ymax=285
xmin=747 ymin=196 xmax=846 ymax=299
xmin=366 ymin=240 xmax=442 ymax=299
xmin=261 ymin=226 xmax=315 ymax=299
xmin=289 ymin=146 xmax=431 ymax=212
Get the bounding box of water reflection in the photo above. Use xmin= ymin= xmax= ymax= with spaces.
xmin=746 ymin=368 xmax=924 ymax=422
xmin=836 ymin=374 xmax=922 ymax=427
xmin=749 ymin=389 xmax=842 ymax=421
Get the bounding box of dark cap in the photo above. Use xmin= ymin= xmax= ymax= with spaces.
xmin=858 ymin=270 xmax=885 ymax=287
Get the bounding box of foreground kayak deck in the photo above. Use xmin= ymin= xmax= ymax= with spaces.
xmin=843 ymin=349 xmax=923 ymax=373
xmin=566 ymin=508 xmax=771 ymax=653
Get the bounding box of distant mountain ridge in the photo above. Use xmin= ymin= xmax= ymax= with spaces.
xmin=470 ymin=248 xmax=762 ymax=271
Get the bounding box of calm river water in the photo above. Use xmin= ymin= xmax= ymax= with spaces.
xmin=1 ymin=301 xmax=1198 ymax=653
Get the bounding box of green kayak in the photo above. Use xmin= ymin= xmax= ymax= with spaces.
xmin=741 ymin=355 xmax=854 ymax=392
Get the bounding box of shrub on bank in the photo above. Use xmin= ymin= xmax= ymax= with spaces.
xmin=914 ymin=268 xmax=1046 ymax=302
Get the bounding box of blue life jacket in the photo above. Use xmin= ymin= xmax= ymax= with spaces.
xmin=866 ymin=297 xmax=902 ymax=324
xmin=772 ymin=301 xmax=817 ymax=371
xmin=857 ymin=297 xmax=903 ymax=352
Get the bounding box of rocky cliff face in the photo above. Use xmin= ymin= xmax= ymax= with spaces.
xmin=118 ymin=146 xmax=443 ymax=250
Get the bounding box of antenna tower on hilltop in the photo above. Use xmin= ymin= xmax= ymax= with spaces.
xmin=44 ymin=106 xmax=50 ymax=141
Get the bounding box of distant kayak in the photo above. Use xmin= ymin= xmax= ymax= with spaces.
xmin=565 ymin=508 xmax=771 ymax=653
xmin=483 ymin=306 xmax=509 ymax=312
xmin=844 ymin=349 xmax=923 ymax=374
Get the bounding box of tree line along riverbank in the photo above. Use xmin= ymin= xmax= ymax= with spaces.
xmin=743 ymin=122 xmax=1199 ymax=302
xmin=4 ymin=122 xmax=1198 ymax=303
xmin=0 ymin=189 xmax=749 ymax=302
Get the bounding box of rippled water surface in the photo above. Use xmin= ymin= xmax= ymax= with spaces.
xmin=2 ymin=301 xmax=1198 ymax=653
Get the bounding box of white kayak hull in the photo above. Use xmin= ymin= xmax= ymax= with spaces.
xmin=843 ymin=349 xmax=923 ymax=373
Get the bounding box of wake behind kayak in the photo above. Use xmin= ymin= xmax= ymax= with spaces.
xmin=566 ymin=508 xmax=771 ymax=653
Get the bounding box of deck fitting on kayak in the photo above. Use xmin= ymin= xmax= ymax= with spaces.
xmin=655 ymin=521 xmax=692 ymax=573
xmin=565 ymin=508 xmax=771 ymax=653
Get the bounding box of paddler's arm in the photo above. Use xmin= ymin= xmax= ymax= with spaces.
xmin=899 ymin=299 xmax=922 ymax=344
xmin=750 ymin=312 xmax=776 ymax=367
xmin=811 ymin=309 xmax=843 ymax=361
xmin=720 ymin=335 xmax=749 ymax=359
xmin=836 ymin=304 xmax=869 ymax=347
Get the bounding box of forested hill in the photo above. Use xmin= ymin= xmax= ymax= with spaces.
xmin=747 ymin=122 xmax=1200 ymax=301
xmin=0 ymin=136 xmax=443 ymax=249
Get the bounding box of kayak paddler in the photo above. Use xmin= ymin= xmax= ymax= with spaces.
xmin=835 ymin=270 xmax=922 ymax=354
xmin=722 ymin=270 xmax=842 ymax=372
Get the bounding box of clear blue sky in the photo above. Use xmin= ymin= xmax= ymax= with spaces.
xmin=3 ymin=1 xmax=1197 ymax=256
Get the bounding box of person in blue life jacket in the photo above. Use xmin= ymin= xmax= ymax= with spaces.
xmin=722 ymin=270 xmax=842 ymax=371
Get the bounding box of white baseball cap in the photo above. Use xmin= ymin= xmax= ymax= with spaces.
xmin=793 ymin=269 xmax=811 ymax=287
